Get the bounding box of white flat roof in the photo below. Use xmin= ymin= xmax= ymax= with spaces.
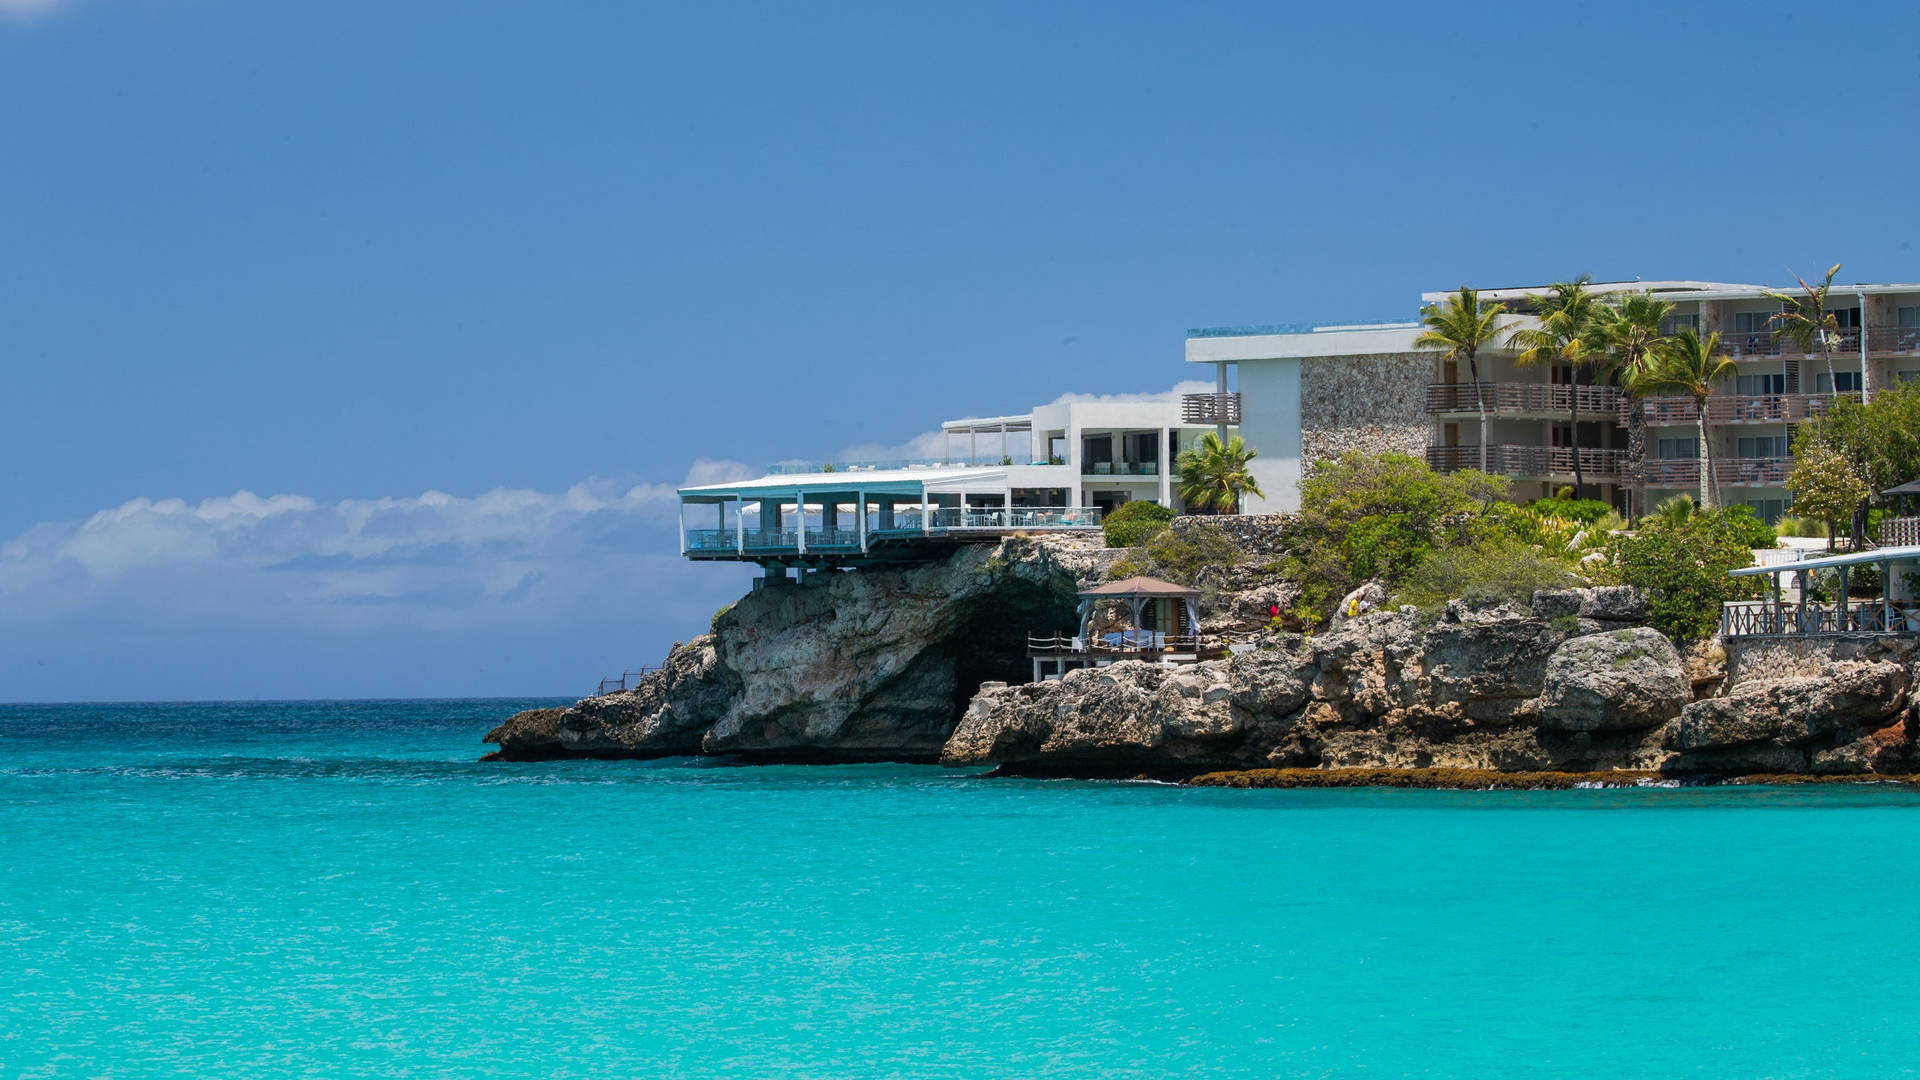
xmin=941 ymin=414 xmax=1033 ymax=432
xmin=679 ymin=465 xmax=1010 ymax=500
xmin=1186 ymin=322 xmax=1435 ymax=362
xmin=1730 ymin=545 xmax=1920 ymax=576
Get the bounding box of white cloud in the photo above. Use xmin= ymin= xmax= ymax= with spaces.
xmin=682 ymin=458 xmax=758 ymax=487
xmin=0 ymin=479 xmax=683 ymax=626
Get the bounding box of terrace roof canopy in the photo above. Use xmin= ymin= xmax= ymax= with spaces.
xmin=1728 ymin=545 xmax=1920 ymax=578
xmin=1079 ymin=576 xmax=1201 ymax=600
xmin=677 ymin=465 xmax=1011 ymax=504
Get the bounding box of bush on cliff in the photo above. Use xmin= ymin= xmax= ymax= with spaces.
xmin=1108 ymin=521 xmax=1243 ymax=584
xmin=1598 ymin=507 xmax=1763 ymax=641
xmin=1279 ymin=452 xmax=1511 ymax=620
xmin=1101 ymin=500 xmax=1176 ymax=548
xmin=1394 ymin=534 xmax=1580 ymax=613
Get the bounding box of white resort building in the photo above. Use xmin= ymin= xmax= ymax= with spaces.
xmin=1187 ymin=279 xmax=1920 ymax=519
xmin=676 ymin=397 xmax=1234 ymax=574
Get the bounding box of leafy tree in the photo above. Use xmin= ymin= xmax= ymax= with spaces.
xmin=1281 ymin=452 xmax=1510 ymax=620
xmin=1395 ymin=533 xmax=1579 ymax=613
xmin=1601 ymin=508 xmax=1763 ymax=640
xmin=1646 ymin=329 xmax=1737 ymax=509
xmin=1101 ymin=500 xmax=1177 ymax=547
xmin=1417 ymin=287 xmax=1509 ymax=473
xmin=1765 ymin=263 xmax=1850 ymax=400
xmin=1507 ymin=276 xmax=1605 ymax=499
xmin=1176 ymin=432 xmax=1263 ymax=515
xmin=1790 ymin=381 xmax=1920 ymax=545
xmin=1786 ymin=440 xmax=1869 ymax=551
xmin=1594 ymin=293 xmax=1674 ymax=522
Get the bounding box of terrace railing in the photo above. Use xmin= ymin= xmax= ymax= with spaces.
xmin=1181 ymin=392 xmax=1241 ymax=424
xmin=1635 ymin=392 xmax=1854 ymax=426
xmin=1722 ymin=600 xmax=1920 ymax=638
xmin=929 ymin=507 xmax=1103 ymax=530
xmin=1871 ymin=324 xmax=1920 ymax=354
xmin=1027 ymin=632 xmax=1203 ymax=657
xmin=1082 ymin=461 xmax=1159 ymax=476
xmin=1426 ymin=444 xmax=1629 ymax=480
xmin=1425 ymin=382 xmax=1623 ymax=416
xmin=1713 ymin=332 xmax=1784 ymax=359
xmin=1643 ymin=457 xmax=1789 ymax=488
xmin=1883 ymin=516 xmax=1920 ymax=547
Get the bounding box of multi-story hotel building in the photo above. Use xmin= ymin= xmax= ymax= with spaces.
xmin=1187 ymin=279 xmax=1920 ymax=519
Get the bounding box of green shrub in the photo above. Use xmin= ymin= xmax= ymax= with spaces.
xmin=1132 ymin=524 xmax=1243 ymax=583
xmin=1599 ymin=507 xmax=1763 ymax=641
xmin=1393 ymin=534 xmax=1580 ymax=613
xmin=711 ymin=604 xmax=734 ymax=632
xmin=1101 ymin=500 xmax=1177 ymax=548
xmin=1280 ymin=453 xmax=1512 ymax=620
xmin=1525 ymin=496 xmax=1615 ymax=524
xmin=1721 ymin=504 xmax=1779 ymax=550
xmin=1776 ymin=515 xmax=1826 ymax=538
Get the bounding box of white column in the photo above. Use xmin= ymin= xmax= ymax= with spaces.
xmin=1858 ymin=288 xmax=1871 ymax=401
xmin=970 ymin=428 xmax=977 ymax=465
xmin=677 ymin=499 xmax=687 ymax=554
xmin=1215 ymin=361 xmax=1229 ymax=442
xmin=795 ymin=492 xmax=807 ymax=554
xmin=736 ymin=496 xmax=746 ymax=554
xmin=856 ymin=488 xmax=868 ymax=553
xmin=922 ymin=489 xmax=932 ymax=534
xmin=943 ymin=430 xmax=952 ymax=464
xmin=1158 ymin=426 xmax=1171 ymax=506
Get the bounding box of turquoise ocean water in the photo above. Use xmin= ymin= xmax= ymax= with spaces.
xmin=3 ymin=699 xmax=1918 ymax=1079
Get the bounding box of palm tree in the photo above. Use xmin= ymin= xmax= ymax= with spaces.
xmin=1507 ymin=275 xmax=1604 ymax=500
xmin=1765 ymin=263 xmax=1847 ymax=401
xmin=1176 ymin=432 xmax=1263 ymax=515
xmin=1416 ymin=287 xmax=1509 ymax=473
xmin=1647 ymin=329 xmax=1737 ymax=510
xmin=1594 ymin=293 xmax=1674 ymax=522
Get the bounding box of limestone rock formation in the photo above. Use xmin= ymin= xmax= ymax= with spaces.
xmin=486 ymin=535 xmax=1113 ymax=762
xmin=1538 ymin=628 xmax=1689 ymax=732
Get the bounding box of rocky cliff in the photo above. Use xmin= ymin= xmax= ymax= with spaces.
xmin=486 ymin=519 xmax=1919 ymax=783
xmin=945 ymin=589 xmax=1918 ymax=780
xmin=485 ymin=535 xmax=1115 ymax=762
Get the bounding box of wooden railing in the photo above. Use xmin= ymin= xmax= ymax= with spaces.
xmin=1722 ymin=600 xmax=1920 ymax=638
xmin=1884 ymin=516 xmax=1920 ymax=547
xmin=1635 ymin=392 xmax=1854 ymax=426
xmin=1643 ymin=457 xmax=1790 ymax=487
xmin=1027 ymin=632 xmax=1202 ymax=657
xmin=1426 ymin=382 xmax=1622 ymax=415
xmin=1426 ymin=444 xmax=1629 ymax=479
xmin=1181 ymin=392 xmax=1241 ymax=424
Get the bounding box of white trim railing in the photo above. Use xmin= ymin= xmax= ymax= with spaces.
xmin=1722 ymin=600 xmax=1920 ymax=638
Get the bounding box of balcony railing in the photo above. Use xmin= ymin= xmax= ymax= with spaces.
xmin=1426 ymin=444 xmax=1629 ymax=479
xmin=1872 ymin=324 xmax=1920 ymax=354
xmin=1027 ymin=631 xmax=1217 ymax=662
xmin=1635 ymin=392 xmax=1855 ymax=426
xmin=1643 ymin=457 xmax=1789 ymax=488
xmin=929 ymin=507 xmax=1104 ymax=530
xmin=1884 ymin=516 xmax=1920 ymax=547
xmin=1082 ymin=460 xmax=1159 ymax=476
xmin=1714 ymin=325 xmax=1920 ymax=358
xmin=1712 ymin=331 xmax=1784 ymax=359
xmin=1181 ymin=392 xmax=1241 ymax=424
xmin=1723 ymin=600 xmax=1920 ymax=638
xmin=1426 ymin=382 xmax=1623 ymax=416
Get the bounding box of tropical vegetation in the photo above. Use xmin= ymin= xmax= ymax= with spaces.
xmin=1644 ymin=328 xmax=1737 ymax=510
xmin=1592 ymin=293 xmax=1673 ymax=522
xmin=1506 ymin=276 xmax=1604 ymax=500
xmin=1101 ymin=499 xmax=1177 ymax=547
xmin=1176 ymin=432 xmax=1263 ymax=515
xmin=1765 ymin=263 xmax=1847 ymax=400
xmin=1416 ymin=287 xmax=1509 ymax=473
xmin=1786 ymin=380 xmax=1919 ymax=546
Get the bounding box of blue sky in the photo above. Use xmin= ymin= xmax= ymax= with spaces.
xmin=4 ymin=0 xmax=1918 ymax=700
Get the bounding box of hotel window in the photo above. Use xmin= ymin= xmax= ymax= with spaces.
xmin=1897 ymin=369 xmax=1920 ymax=384
xmin=1745 ymin=498 xmax=1788 ymax=525
xmin=1657 ymin=437 xmax=1698 ymax=460
xmin=1737 ymin=435 xmax=1788 ymax=459
xmin=1898 ymin=306 xmax=1920 ymax=327
xmin=1736 ymin=373 xmax=1786 ymax=395
xmin=1660 ymin=312 xmax=1699 ymax=335
xmin=1814 ymin=370 xmax=1863 ymax=393
xmin=1732 ymin=310 xmax=1776 ymax=333
xmin=1832 ymin=306 xmax=1862 ymax=328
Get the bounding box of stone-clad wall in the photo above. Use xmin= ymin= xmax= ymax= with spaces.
xmin=1299 ymin=352 xmax=1430 ymax=471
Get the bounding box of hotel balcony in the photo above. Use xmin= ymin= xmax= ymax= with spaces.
xmin=1425 ymin=382 xmax=1623 ymax=417
xmin=1635 ymin=392 xmax=1856 ymax=427
xmin=1426 ymin=444 xmax=1629 ymax=480
xmin=1714 ymin=325 xmax=1920 ymax=359
xmin=1643 ymin=457 xmax=1789 ymax=488
xmin=1082 ymin=460 xmax=1159 ymax=476
xmin=1180 ymin=392 xmax=1241 ymax=424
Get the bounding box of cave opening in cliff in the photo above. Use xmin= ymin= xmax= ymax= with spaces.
xmin=945 ymin=575 xmax=1081 ymax=718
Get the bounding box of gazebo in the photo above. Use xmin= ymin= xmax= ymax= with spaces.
xmin=1026 ymin=576 xmax=1209 ymax=681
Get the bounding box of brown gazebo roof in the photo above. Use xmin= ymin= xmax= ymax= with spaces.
xmin=1079 ymin=576 xmax=1201 ymax=599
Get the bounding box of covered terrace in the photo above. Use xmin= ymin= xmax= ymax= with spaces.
xmin=677 ymin=465 xmax=1102 ymax=571
xmin=1027 ymin=576 xmax=1221 ymax=680
xmin=1723 ymin=545 xmax=1920 ymax=638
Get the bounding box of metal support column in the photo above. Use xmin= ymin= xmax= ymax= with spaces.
xmin=856 ymin=489 xmax=868 ymax=553
xmin=795 ymin=493 xmax=807 ymax=555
